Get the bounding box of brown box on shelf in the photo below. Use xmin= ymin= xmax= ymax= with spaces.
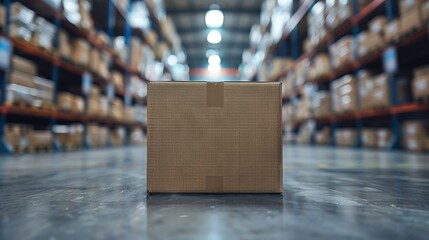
xmin=377 ymin=128 xmax=393 ymax=149
xmin=426 ymin=136 xmax=429 ymax=151
xmin=312 ymin=91 xmax=331 ymax=118
xmin=315 ymin=127 xmax=331 ymax=145
xmin=71 ymin=39 xmax=90 ymax=66
xmin=357 ymin=70 xmax=374 ymax=109
xmin=147 ymin=82 xmax=282 ymax=193
xmin=329 ymin=36 xmax=354 ymax=69
xmin=402 ymin=121 xmax=428 ymax=137
xmin=372 ymin=73 xmax=390 ymax=108
xmin=57 ymin=92 xmax=74 ymax=112
xmin=12 ymin=55 xmax=37 ymax=76
xmin=72 ymin=95 xmax=84 ymax=114
xmin=369 ymin=16 xmax=387 ymax=36
xmin=308 ymin=54 xmax=330 ymax=81
xmin=90 ymin=86 xmax=100 ymax=97
xmin=145 ymin=30 xmax=158 ymax=47
xmin=87 ymin=97 xmax=100 ymax=116
xmin=88 ymin=48 xmax=100 ymax=73
xmin=331 ymin=75 xmax=357 ymax=113
xmin=400 ymin=8 xmax=423 ymax=36
xmin=0 ymin=5 xmax=6 ymax=28
xmin=414 ymin=64 xmax=429 ymax=77
xmin=412 ymin=74 xmax=429 ymax=99
xmin=111 ymin=71 xmax=124 ymax=92
xmin=9 ymin=70 xmax=35 ymax=88
xmin=384 ymin=19 xmax=401 ymax=43
xmin=28 ymin=130 xmax=52 ymax=149
xmin=357 ymin=31 xmax=384 ymax=57
xmin=271 ymin=57 xmax=293 ymax=78
xmin=59 ymin=30 xmax=71 ymax=58
xmin=336 ymin=129 xmax=357 ymax=147
xmin=5 ymin=125 xmax=22 ymax=149
xmin=9 ymin=23 xmax=32 ymax=41
xmin=99 ymin=96 xmax=109 ymax=118
xmin=400 ymin=0 xmax=425 ymax=16
xmin=362 ymin=128 xmax=377 ymax=148
xmin=130 ymin=37 xmax=142 ymax=70
xmin=96 ymin=31 xmax=110 ymax=47
xmin=403 ymin=135 xmax=426 ymax=152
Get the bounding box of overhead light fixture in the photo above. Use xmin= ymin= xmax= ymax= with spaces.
xmin=208 ymin=63 xmax=221 ymax=74
xmin=207 ymin=30 xmax=222 ymax=44
xmin=205 ymin=8 xmax=223 ymax=28
xmin=208 ymin=54 xmax=221 ymax=65
xmin=167 ymin=55 xmax=177 ymax=65
xmin=205 ymin=49 xmax=217 ymax=58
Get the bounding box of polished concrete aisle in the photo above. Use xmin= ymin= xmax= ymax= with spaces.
xmin=1 ymin=146 xmax=429 ymax=240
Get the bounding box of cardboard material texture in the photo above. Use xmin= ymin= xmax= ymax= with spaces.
xmin=147 ymin=82 xmax=282 ymax=193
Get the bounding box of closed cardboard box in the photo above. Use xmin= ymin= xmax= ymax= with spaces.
xmin=400 ymin=0 xmax=425 ymax=16
xmin=400 ymin=9 xmax=422 ymax=35
xmin=147 ymin=82 xmax=282 ymax=193
xmin=384 ymin=19 xmax=400 ymax=43
xmin=377 ymin=128 xmax=393 ymax=149
xmin=362 ymin=128 xmax=377 ymax=148
xmin=413 ymin=75 xmax=429 ymax=98
xmin=12 ymin=56 xmax=37 ymax=76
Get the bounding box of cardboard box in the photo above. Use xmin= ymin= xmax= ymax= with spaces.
xmin=384 ymin=19 xmax=400 ymax=43
xmin=400 ymin=0 xmax=425 ymax=16
xmin=0 ymin=5 xmax=6 ymax=29
xmin=403 ymin=135 xmax=426 ymax=152
xmin=12 ymin=56 xmax=37 ymax=76
xmin=331 ymin=75 xmax=357 ymax=113
xmin=362 ymin=128 xmax=377 ymax=148
xmin=414 ymin=64 xmax=429 ymax=78
xmin=369 ymin=16 xmax=387 ymax=36
xmin=412 ymin=74 xmax=429 ymax=99
xmin=147 ymin=82 xmax=282 ymax=193
xmin=312 ymin=91 xmax=331 ymax=118
xmin=9 ymin=70 xmax=35 ymax=88
xmin=377 ymin=128 xmax=393 ymax=149
xmin=315 ymin=127 xmax=330 ymax=145
xmin=71 ymin=39 xmax=90 ymax=65
xmin=402 ymin=121 xmax=428 ymax=137
xmin=426 ymin=137 xmax=429 ymax=151
xmin=372 ymin=73 xmax=390 ymax=107
xmin=57 ymin=92 xmax=73 ymax=111
xmin=59 ymin=30 xmax=71 ymax=58
xmin=400 ymin=8 xmax=423 ymax=35
xmin=335 ymin=129 xmax=357 ymax=147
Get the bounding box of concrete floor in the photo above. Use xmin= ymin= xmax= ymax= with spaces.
xmin=1 ymin=146 xmax=429 ymax=240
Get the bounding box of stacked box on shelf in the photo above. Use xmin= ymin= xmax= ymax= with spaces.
xmin=312 ymin=91 xmax=331 ymax=118
xmin=296 ymin=121 xmax=315 ymax=144
xmin=357 ymin=16 xmax=386 ymax=58
xmin=71 ymin=39 xmax=90 ymax=66
xmin=87 ymin=87 xmax=108 ymax=118
xmin=0 ymin=5 xmax=5 ymax=31
xmin=358 ymin=71 xmax=390 ymax=109
xmin=315 ymin=127 xmax=330 ymax=145
xmin=281 ymin=73 xmax=295 ymax=97
xmin=399 ymin=0 xmax=425 ymax=36
xmin=331 ymin=74 xmax=358 ymax=114
xmin=87 ymin=125 xmax=108 ymax=148
xmin=329 ymin=36 xmax=354 ymax=70
xmin=308 ymin=1 xmax=326 ymax=48
xmin=28 ymin=130 xmax=52 ymax=151
xmin=111 ymin=98 xmax=124 ymax=121
xmin=362 ymin=128 xmax=377 ymax=148
xmin=4 ymin=124 xmax=31 ymax=152
xmin=130 ymin=127 xmax=146 ymax=145
xmin=54 ymin=125 xmax=83 ymax=149
xmin=135 ymin=106 xmax=147 ymax=124
xmin=377 ymin=128 xmax=393 ymax=149
xmin=335 ymin=128 xmax=357 ymax=147
xmin=129 ymin=76 xmax=147 ymax=100
xmin=402 ymin=121 xmax=429 ymax=152
xmin=130 ymin=37 xmax=143 ymax=70
xmin=7 ymin=56 xmax=53 ymax=108
xmin=59 ymin=30 xmax=72 ymax=58
xmin=110 ymin=127 xmax=125 ymax=147
xmin=294 ymin=58 xmax=310 ymax=87
xmin=111 ymin=71 xmax=125 ymax=94
xmin=9 ymin=3 xmax=35 ymax=42
xmin=62 ymin=0 xmax=94 ymax=32
xmin=308 ymin=54 xmax=330 ymax=82
xmin=412 ymin=64 xmax=429 ymax=100
xmin=269 ymin=57 xmax=293 ymax=79
xmin=113 ymin=37 xmax=128 ymax=62
xmin=57 ymin=92 xmax=84 ymax=114
xmin=384 ymin=20 xmax=401 ymax=43
xmin=325 ymin=0 xmax=352 ymax=30
xmin=295 ymin=96 xmax=312 ymax=121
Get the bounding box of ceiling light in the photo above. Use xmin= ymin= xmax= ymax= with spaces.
xmin=208 ymin=55 xmax=221 ymax=65
xmin=205 ymin=9 xmax=224 ymax=28
xmin=208 ymin=63 xmax=221 ymax=74
xmin=207 ymin=30 xmax=222 ymax=44
xmin=167 ymin=55 xmax=177 ymax=65
xmin=206 ymin=49 xmax=217 ymax=58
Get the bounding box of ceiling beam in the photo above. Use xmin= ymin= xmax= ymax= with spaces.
xmin=166 ymin=8 xmax=260 ymax=15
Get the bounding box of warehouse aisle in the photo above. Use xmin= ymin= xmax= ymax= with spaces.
xmin=1 ymin=146 xmax=429 ymax=240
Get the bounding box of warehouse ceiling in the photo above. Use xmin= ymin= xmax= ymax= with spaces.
xmin=165 ymin=0 xmax=263 ymax=69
